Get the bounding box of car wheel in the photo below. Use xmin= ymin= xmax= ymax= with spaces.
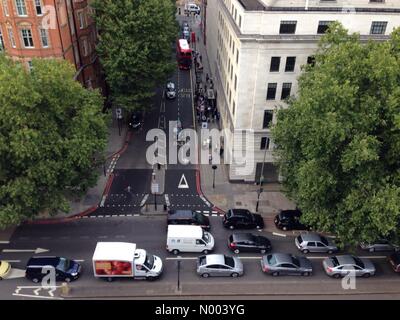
xmin=202 ymin=249 xmax=209 ymax=254
xmin=201 ymin=273 xmax=210 ymax=278
xmin=172 ymin=249 xmax=180 ymax=255
xmin=302 ymin=272 xmax=310 ymax=277
xmin=0 ymin=277 xmax=3 ymax=281
xmin=32 ymin=278 xmax=40 ymax=283
xmin=369 ymin=248 xmax=375 ymax=253
xmin=229 ymin=225 xmax=235 ymax=230
xmin=231 ymin=273 xmax=239 ymax=278
xmin=234 ymin=249 xmax=240 ymax=254
xmin=272 ymin=271 xmax=280 ymax=277
xmin=64 ymin=277 xmax=72 ymax=283
xmin=333 ymin=273 xmax=341 ymax=279
xmin=363 ymin=273 xmax=371 ymax=278
xmin=302 ymin=249 xmax=309 ymax=254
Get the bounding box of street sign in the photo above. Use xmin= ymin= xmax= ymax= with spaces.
xmin=151 ymin=183 xmax=159 ymax=194
xmin=178 ymin=174 xmax=189 ymax=189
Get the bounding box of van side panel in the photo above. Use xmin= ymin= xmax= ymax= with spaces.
xmin=94 ymin=260 xmax=133 ymax=277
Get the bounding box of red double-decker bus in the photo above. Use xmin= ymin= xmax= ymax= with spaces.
xmin=176 ymin=39 xmax=192 ymax=70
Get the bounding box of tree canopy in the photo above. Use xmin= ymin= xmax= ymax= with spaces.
xmin=92 ymin=0 xmax=178 ymax=112
xmin=0 ymin=56 xmax=108 ymax=228
xmin=272 ymin=23 xmax=400 ymax=247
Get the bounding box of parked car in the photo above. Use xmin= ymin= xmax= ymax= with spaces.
xmin=388 ymin=251 xmax=400 ymax=273
xmin=223 ymin=209 xmax=264 ymax=230
xmin=128 ymin=111 xmax=143 ymax=130
xmin=167 ymin=209 xmax=210 ymax=230
xmin=0 ymin=260 xmax=11 ymax=280
xmin=295 ymin=233 xmax=338 ymax=254
xmin=228 ymin=233 xmax=271 ymax=254
xmin=184 ymin=3 xmax=201 ymax=15
xmin=165 ymin=81 xmax=176 ymax=99
xmin=26 ymin=256 xmax=82 ymax=283
xmin=360 ymin=239 xmax=399 ymax=252
xmin=260 ymin=253 xmax=312 ymax=277
xmin=322 ymin=255 xmax=376 ymax=278
xmin=274 ymin=209 xmax=310 ymax=231
xmin=196 ymin=254 xmax=244 ymax=278
xmin=182 ymin=21 xmax=189 ymax=29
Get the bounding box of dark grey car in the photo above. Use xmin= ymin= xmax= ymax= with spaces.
xmin=360 ymin=239 xmax=399 ymax=252
xmin=197 ymin=254 xmax=244 ymax=278
xmin=260 ymin=253 xmax=313 ymax=276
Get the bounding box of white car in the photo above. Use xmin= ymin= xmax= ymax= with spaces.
xmin=166 ymin=82 xmax=176 ymax=99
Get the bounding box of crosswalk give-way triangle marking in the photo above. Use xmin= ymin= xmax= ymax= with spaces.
xmin=178 ymin=174 xmax=189 ymax=189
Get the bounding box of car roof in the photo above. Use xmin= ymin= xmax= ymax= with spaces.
xmin=299 ymin=233 xmax=323 ymax=242
xmin=168 ymin=210 xmax=194 ymax=219
xmin=27 ymin=256 xmax=61 ymax=267
xmin=231 ymin=233 xmax=254 ymax=242
xmin=336 ymin=255 xmax=356 ymax=265
xmin=205 ymin=254 xmax=226 ymax=265
xmin=271 ymin=253 xmax=294 ymax=265
xmin=229 ymin=209 xmax=251 ymax=217
xmin=280 ymin=209 xmax=302 ymax=217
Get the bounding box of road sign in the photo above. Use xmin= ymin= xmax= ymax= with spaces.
xmin=178 ymin=174 xmax=189 ymax=189
xmin=151 ymin=183 xmax=159 ymax=194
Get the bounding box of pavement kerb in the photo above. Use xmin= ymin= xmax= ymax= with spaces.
xmin=25 ymin=130 xmax=133 ymax=225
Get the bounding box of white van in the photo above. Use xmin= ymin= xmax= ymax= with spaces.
xmin=167 ymin=225 xmax=214 ymax=255
xmin=184 ymin=3 xmax=200 ymax=15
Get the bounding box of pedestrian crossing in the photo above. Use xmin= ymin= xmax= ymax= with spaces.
xmin=80 ymin=210 xmax=224 ymax=219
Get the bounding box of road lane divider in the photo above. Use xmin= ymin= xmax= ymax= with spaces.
xmin=272 ymin=232 xmax=287 ymax=237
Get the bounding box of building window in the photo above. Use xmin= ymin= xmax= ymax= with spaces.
xmin=279 ymin=21 xmax=297 ymax=34
xmin=0 ymin=28 xmax=4 ymax=51
xmin=236 ymin=49 xmax=239 ymax=64
xmin=266 ymin=83 xmax=277 ymax=101
xmin=285 ymin=57 xmax=296 ymax=72
xmin=8 ymin=28 xmax=16 ymax=48
xmin=270 ymin=57 xmax=280 ymax=72
xmin=238 ymin=15 xmax=242 ymax=28
xmin=232 ymin=101 xmax=236 ymax=116
xmin=2 ymin=0 xmax=9 ymax=16
xmin=234 ymin=8 xmax=237 ymax=21
xmin=234 ymin=75 xmax=237 ymax=91
xmin=82 ymin=38 xmax=89 ymax=56
xmin=15 ymin=0 xmax=27 ymax=16
xmin=77 ymin=11 xmax=86 ymax=29
xmin=35 ymin=0 xmax=43 ymax=15
xmin=39 ymin=28 xmax=49 ymax=47
xmin=317 ymin=21 xmax=333 ymax=34
xmin=370 ymin=21 xmax=388 ymax=35
xmin=263 ymin=111 xmax=273 ymax=129
xmin=232 ymin=41 xmax=235 ymax=55
xmin=281 ymin=83 xmax=292 ymax=100
xmin=27 ymin=60 xmax=33 ymax=71
xmin=261 ymin=137 xmax=270 ymax=150
xmin=21 ymin=29 xmax=34 ymax=48
xmin=307 ymin=56 xmax=316 ymax=67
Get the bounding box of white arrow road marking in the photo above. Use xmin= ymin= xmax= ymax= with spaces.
xmin=48 ymin=288 xmax=56 ymax=297
xmin=178 ymin=174 xmax=189 ymax=189
xmin=2 ymin=248 xmax=49 ymax=254
xmin=34 ymin=288 xmax=41 ymax=296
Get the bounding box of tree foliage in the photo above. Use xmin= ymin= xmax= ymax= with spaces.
xmin=0 ymin=56 xmax=108 ymax=228
xmin=272 ymin=23 xmax=400 ymax=247
xmin=92 ymin=0 xmax=178 ymax=111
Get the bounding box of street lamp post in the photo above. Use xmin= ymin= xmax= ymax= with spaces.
xmin=177 ymin=258 xmax=181 ymax=291
xmin=212 ymin=165 xmax=217 ymax=189
xmin=256 ymin=144 xmax=268 ymax=212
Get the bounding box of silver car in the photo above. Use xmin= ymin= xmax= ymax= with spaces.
xmin=360 ymin=239 xmax=399 ymax=252
xmin=322 ymin=255 xmax=376 ymax=278
xmin=260 ymin=253 xmax=313 ymax=276
xmin=197 ymin=254 xmax=244 ymax=278
xmin=295 ymin=233 xmax=338 ymax=254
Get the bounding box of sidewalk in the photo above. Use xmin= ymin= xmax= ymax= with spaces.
xmin=34 ymin=112 xmax=130 ymax=221
xmin=186 ymin=11 xmax=296 ymax=230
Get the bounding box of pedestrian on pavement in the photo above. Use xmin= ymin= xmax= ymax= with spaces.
xmin=206 ymin=73 xmax=209 ymax=82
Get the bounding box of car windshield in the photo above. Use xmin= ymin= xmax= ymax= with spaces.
xmin=320 ymin=236 xmax=329 ymax=246
xmin=291 ymin=256 xmax=300 ymax=267
xmin=296 ymin=235 xmax=303 ymax=243
xmin=199 ymin=256 xmax=207 ymax=266
xmin=353 ymin=257 xmax=365 ymax=269
xmin=194 ymin=212 xmax=206 ymax=224
xmin=267 ymin=255 xmax=276 ymax=265
xmin=331 ymin=257 xmax=340 ymax=267
xmin=202 ymin=231 xmax=210 ymax=243
xmin=143 ymin=254 xmax=155 ymax=270
xmin=224 ymin=256 xmax=235 ymax=268
xmin=56 ymin=258 xmax=71 ymax=271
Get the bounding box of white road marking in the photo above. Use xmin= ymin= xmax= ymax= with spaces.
xmin=0 ymin=241 xmax=10 ymax=244
xmin=74 ymin=260 xmax=85 ymax=262
xmin=5 ymin=260 xmax=21 ymax=263
xmin=34 ymin=288 xmax=41 ymax=295
xmin=272 ymin=232 xmax=287 ymax=237
xmin=99 ymin=195 xmax=107 ymax=207
xmin=166 ymin=256 xmax=263 ymax=261
xmin=2 ymin=248 xmax=49 ymax=254
xmin=12 ymin=293 xmax=63 ymax=300
xmin=126 ymin=214 xmax=132 ymax=217
xmin=307 ymin=256 xmax=387 ymax=260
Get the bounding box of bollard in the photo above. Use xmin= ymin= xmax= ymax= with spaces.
xmin=61 ymin=282 xmax=70 ymax=296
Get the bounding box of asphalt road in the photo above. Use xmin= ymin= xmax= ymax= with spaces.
xmin=1 ymin=216 xmax=400 ymax=299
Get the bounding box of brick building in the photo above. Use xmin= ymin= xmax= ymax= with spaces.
xmin=0 ymin=0 xmax=104 ymax=91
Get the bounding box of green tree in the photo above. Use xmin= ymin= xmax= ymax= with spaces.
xmin=272 ymin=23 xmax=400 ymax=247
xmin=92 ymin=0 xmax=178 ymax=112
xmin=0 ymin=55 xmax=108 ymax=228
